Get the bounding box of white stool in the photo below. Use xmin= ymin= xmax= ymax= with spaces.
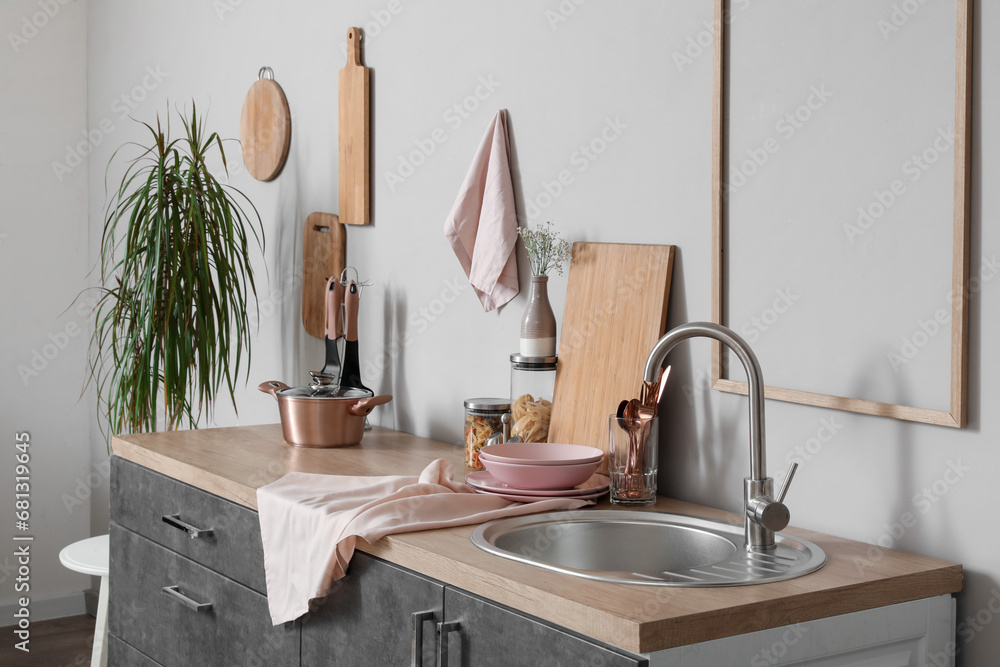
xmin=59 ymin=534 xmax=109 ymax=667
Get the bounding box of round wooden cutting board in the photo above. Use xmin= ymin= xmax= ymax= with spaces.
xmin=240 ymin=68 xmax=291 ymax=181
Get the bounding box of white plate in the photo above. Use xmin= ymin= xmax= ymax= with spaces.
xmin=465 ymin=471 xmax=609 ymax=497
xmin=467 ymin=485 xmax=608 ymax=503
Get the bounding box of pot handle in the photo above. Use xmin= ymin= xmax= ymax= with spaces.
xmin=348 ymin=394 xmax=392 ymax=416
xmin=258 ymin=381 xmax=289 ymax=398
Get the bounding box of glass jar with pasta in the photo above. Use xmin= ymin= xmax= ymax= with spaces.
xmin=464 ymin=398 xmax=511 ymax=470
xmin=510 ymin=354 xmax=557 ymax=443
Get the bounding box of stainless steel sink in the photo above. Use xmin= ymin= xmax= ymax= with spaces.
xmin=471 ymin=510 xmax=826 ymax=586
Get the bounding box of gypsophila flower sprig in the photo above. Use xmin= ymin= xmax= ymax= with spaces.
xmin=518 ymin=221 xmax=572 ymax=277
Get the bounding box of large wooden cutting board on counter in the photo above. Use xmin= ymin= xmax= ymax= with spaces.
xmin=548 ymin=243 xmax=675 ymax=468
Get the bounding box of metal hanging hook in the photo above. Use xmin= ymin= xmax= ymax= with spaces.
xmin=339 ymin=266 xmax=374 ymax=296
xmin=258 ymin=66 xmax=274 ymax=81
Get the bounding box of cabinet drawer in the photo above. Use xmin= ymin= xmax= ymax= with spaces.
xmin=109 ymin=634 xmax=163 ymax=666
xmin=109 ymin=524 xmax=297 ymax=667
xmin=111 ymin=456 xmax=266 ymax=593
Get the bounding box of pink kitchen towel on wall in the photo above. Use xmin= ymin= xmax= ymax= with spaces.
xmin=443 ymin=109 xmax=520 ymax=312
xmin=256 ymin=458 xmax=591 ymax=625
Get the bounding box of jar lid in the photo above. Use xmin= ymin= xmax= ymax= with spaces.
xmin=464 ymin=397 xmax=511 ymax=411
xmin=509 ymin=353 xmax=558 ymax=370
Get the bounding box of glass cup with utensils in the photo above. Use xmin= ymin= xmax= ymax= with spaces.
xmin=608 ymin=414 xmax=658 ymax=506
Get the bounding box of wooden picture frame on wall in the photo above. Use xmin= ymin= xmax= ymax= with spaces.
xmin=710 ymin=0 xmax=973 ymax=428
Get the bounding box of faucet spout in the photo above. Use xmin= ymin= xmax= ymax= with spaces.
xmin=644 ymin=322 xmax=766 ymax=480
xmin=645 ymin=322 xmax=791 ymax=550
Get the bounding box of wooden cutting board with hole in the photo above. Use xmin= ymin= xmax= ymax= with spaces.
xmin=548 ymin=243 xmax=675 ymax=471
xmin=240 ymin=68 xmax=291 ymax=181
xmin=339 ymin=27 xmax=370 ymax=225
xmin=302 ymin=213 xmax=346 ymax=338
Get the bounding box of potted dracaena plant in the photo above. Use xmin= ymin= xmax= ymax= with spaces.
xmin=88 ymin=103 xmax=264 ymax=438
xmin=517 ymin=221 xmax=572 ymax=357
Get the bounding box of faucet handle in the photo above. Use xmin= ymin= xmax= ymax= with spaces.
xmin=776 ymin=462 xmax=799 ymax=504
xmin=747 ymin=463 xmax=799 ymax=534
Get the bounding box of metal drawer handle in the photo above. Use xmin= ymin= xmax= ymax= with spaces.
xmin=161 ymin=585 xmax=213 ymax=613
xmin=411 ymin=610 xmax=435 ymax=667
xmin=162 ymin=514 xmax=214 ymax=539
xmin=436 ymin=621 xmax=460 ymax=667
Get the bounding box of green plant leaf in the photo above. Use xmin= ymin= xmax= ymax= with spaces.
xmin=87 ymin=103 xmax=265 ymax=443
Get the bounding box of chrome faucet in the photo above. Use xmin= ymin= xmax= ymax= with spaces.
xmin=644 ymin=322 xmax=797 ymax=551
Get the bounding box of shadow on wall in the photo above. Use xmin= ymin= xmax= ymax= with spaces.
xmin=272 ymin=145 xmax=305 ymax=383
xmin=375 ymin=282 xmax=409 ymax=433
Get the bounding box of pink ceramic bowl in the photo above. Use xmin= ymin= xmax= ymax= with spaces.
xmin=478 ymin=442 xmax=603 ymax=466
xmin=480 ymin=458 xmax=601 ymax=490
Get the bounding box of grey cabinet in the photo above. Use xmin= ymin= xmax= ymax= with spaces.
xmin=301 ymin=551 xmax=444 ymax=666
xmin=441 ymin=588 xmax=647 ymax=667
xmin=109 ymin=457 xmax=294 ymax=666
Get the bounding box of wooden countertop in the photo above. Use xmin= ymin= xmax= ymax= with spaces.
xmin=112 ymin=424 xmax=962 ymax=654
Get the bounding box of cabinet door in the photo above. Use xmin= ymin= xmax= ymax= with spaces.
xmin=301 ymin=551 xmax=444 ymax=666
xmin=441 ymin=588 xmax=647 ymax=667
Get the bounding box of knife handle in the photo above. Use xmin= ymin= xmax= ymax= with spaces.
xmin=345 ymin=280 xmax=359 ymax=342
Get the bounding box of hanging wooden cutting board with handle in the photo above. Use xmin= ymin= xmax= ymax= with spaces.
xmin=547 ymin=243 xmax=675 ymax=473
xmin=302 ymin=213 xmax=347 ymax=338
xmin=339 ymin=27 xmax=370 ymax=225
xmin=240 ymin=67 xmax=291 ymax=182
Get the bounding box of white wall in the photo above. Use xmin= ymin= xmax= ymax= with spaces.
xmin=79 ymin=1 xmax=1000 ymax=664
xmin=0 ymin=0 xmax=91 ymax=619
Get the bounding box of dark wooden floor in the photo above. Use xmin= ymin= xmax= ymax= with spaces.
xmin=0 ymin=614 xmax=95 ymax=666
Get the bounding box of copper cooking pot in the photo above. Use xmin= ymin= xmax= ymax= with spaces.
xmin=258 ymin=380 xmax=392 ymax=448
